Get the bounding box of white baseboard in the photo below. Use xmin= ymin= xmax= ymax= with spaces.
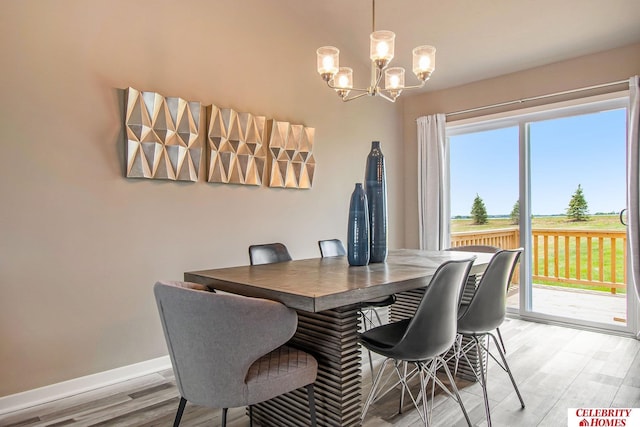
xmin=0 ymin=355 xmax=172 ymax=415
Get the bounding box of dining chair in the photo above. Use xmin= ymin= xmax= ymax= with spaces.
xmin=359 ymin=258 xmax=476 ymax=426
xmin=154 ymin=281 xmax=318 ymax=427
xmin=446 ymin=244 xmax=508 ymax=353
xmin=455 ymin=248 xmax=525 ymax=427
xmin=248 ymin=242 xmax=292 ymax=266
xmin=318 ymin=239 xmax=396 ymax=377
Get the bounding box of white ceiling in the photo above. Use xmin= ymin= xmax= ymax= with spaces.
xmin=286 ymin=0 xmax=640 ymax=92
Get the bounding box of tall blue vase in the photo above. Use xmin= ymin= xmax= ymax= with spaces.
xmin=364 ymin=141 xmax=387 ymax=263
xmin=347 ymin=183 xmax=370 ymax=266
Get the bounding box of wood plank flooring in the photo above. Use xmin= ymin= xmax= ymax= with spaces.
xmin=2 ymin=318 xmax=640 ymax=427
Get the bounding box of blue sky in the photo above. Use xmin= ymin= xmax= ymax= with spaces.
xmin=449 ymin=108 xmax=627 ymax=217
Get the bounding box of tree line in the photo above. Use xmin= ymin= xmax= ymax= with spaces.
xmin=470 ymin=184 xmax=589 ymax=225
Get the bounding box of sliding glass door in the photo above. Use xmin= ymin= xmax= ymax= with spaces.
xmin=447 ymin=93 xmax=636 ymax=335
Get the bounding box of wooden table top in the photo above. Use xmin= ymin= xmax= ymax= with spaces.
xmin=184 ymin=249 xmax=493 ymax=312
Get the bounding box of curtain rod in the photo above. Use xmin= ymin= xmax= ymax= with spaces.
xmin=445 ymin=79 xmax=629 ymax=118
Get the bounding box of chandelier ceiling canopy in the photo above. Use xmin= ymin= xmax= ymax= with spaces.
xmin=316 ymin=0 xmax=436 ymax=103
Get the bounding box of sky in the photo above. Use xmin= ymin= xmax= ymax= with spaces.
xmin=449 ymin=108 xmax=627 ymax=217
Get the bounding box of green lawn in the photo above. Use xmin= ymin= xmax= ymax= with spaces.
xmin=451 ymin=214 xmax=625 ymax=232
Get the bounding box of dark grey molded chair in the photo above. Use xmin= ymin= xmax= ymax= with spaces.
xmin=154 ymin=281 xmax=318 ymax=427
xmin=455 ymin=249 xmax=525 ymax=427
xmin=248 ymin=242 xmax=292 ymax=266
xmin=318 ymin=239 xmax=396 ymax=376
xmin=318 ymin=238 xmax=347 ymax=257
xmin=446 ymin=245 xmax=508 ymax=352
xmin=359 ymin=258 xmax=476 ymax=426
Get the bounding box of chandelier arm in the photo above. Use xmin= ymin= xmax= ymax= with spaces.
xmin=325 ymin=80 xmax=370 ymax=93
xmin=401 ymin=80 xmax=429 ymax=90
xmin=341 ymin=92 xmax=371 ymax=102
xmin=377 ymin=91 xmax=397 ymax=103
xmin=372 ymin=65 xmax=385 ymax=90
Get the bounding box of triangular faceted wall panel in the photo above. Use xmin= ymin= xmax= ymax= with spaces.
xmin=268 ymin=120 xmax=315 ymax=189
xmin=207 ymin=106 xmax=268 ymax=186
xmin=125 ymin=88 xmax=203 ymax=181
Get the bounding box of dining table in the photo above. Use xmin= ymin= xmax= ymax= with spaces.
xmin=184 ymin=248 xmax=493 ymax=427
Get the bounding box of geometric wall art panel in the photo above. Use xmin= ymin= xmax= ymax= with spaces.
xmin=206 ymin=106 xmax=268 ymax=185
xmin=267 ymin=120 xmax=315 ymax=189
xmin=124 ymin=87 xmax=203 ymax=181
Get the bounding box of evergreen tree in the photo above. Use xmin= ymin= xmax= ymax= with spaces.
xmin=510 ymin=200 xmax=520 ymax=225
xmin=567 ymin=184 xmax=589 ymax=221
xmin=471 ymin=194 xmax=488 ymax=225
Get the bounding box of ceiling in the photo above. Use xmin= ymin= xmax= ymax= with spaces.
xmin=287 ymin=0 xmax=640 ymax=93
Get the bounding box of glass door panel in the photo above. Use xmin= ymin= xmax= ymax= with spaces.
xmin=449 ymin=127 xmax=520 ymax=311
xmin=528 ymin=109 xmax=628 ymax=327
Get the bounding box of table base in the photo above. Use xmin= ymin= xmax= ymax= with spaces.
xmin=252 ymin=305 xmax=363 ymax=427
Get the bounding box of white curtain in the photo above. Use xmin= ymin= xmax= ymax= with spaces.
xmin=417 ymin=114 xmax=450 ymax=250
xmin=628 ymin=76 xmax=640 ymax=301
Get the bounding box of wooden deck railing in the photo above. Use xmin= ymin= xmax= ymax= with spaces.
xmin=450 ymin=228 xmax=520 ymax=249
xmin=450 ymin=227 xmax=627 ymax=294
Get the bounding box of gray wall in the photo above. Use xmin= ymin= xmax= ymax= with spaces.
xmin=0 ymin=0 xmax=404 ymax=396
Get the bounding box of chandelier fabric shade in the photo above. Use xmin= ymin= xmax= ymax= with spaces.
xmin=316 ymin=0 xmax=436 ymax=103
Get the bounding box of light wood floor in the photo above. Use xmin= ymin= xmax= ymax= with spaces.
xmin=2 ymin=318 xmax=640 ymax=427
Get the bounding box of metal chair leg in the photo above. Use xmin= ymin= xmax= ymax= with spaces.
xmin=418 ymin=364 xmax=430 ymax=427
xmin=221 ymin=407 xmax=228 ymax=427
xmin=173 ymin=397 xmax=187 ymax=427
xmin=496 ymin=327 xmax=507 ymax=354
xmin=306 ymin=384 xmax=317 ymax=427
xmin=439 ymin=356 xmax=472 ymax=426
xmin=249 ymin=405 xmax=253 ymax=427
xmin=362 ymin=358 xmax=393 ymax=420
xmin=488 ymin=332 xmax=525 ymax=409
xmin=398 ymin=361 xmax=409 ymax=414
xmin=360 ymin=309 xmax=376 ymax=379
xmin=474 ymin=336 xmax=492 ymax=427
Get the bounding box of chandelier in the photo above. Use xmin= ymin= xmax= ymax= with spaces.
xmin=316 ymin=0 xmax=436 ymax=103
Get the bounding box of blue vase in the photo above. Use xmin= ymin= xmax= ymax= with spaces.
xmin=347 ymin=183 xmax=370 ymax=266
xmin=364 ymin=141 xmax=387 ymax=263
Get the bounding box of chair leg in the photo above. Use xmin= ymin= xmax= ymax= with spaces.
xmin=488 ymin=332 xmax=525 ymax=409
xmin=249 ymin=405 xmax=253 ymax=427
xmin=474 ymin=336 xmax=492 ymax=427
xmin=453 ymin=333 xmax=463 ymax=376
xmin=306 ymin=384 xmax=317 ymax=427
xmin=221 ymin=407 xmax=228 ymax=427
xmin=399 ymin=361 xmax=408 ymax=414
xmin=372 ymin=307 xmax=383 ymax=326
xmin=359 ymin=310 xmax=376 ymax=379
xmin=496 ymin=327 xmax=507 ymax=354
xmin=173 ymin=397 xmax=187 ymax=427
xmin=362 ymin=358 xmax=393 ymax=420
xmin=418 ymin=364 xmax=430 ymax=427
xmin=439 ymin=356 xmax=472 ymax=427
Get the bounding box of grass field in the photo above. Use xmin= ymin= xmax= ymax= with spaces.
xmin=451 ymin=214 xmax=625 ymax=232
xmin=452 ymin=214 xmax=627 ymax=294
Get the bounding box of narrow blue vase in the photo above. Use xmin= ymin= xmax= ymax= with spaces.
xmin=364 ymin=141 xmax=388 ymax=263
xmin=347 ymin=183 xmax=370 ymax=266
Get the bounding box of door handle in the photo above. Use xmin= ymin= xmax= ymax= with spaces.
xmin=620 ymin=208 xmax=627 ymax=226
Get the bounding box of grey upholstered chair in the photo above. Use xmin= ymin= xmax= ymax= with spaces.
xmin=359 ymin=258 xmax=476 ymax=426
xmin=154 ymin=281 xmax=318 ymax=427
xmin=455 ymin=249 xmax=525 ymax=427
xmin=318 ymin=238 xmax=396 ymax=377
xmin=248 ymin=242 xmax=292 ymax=266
